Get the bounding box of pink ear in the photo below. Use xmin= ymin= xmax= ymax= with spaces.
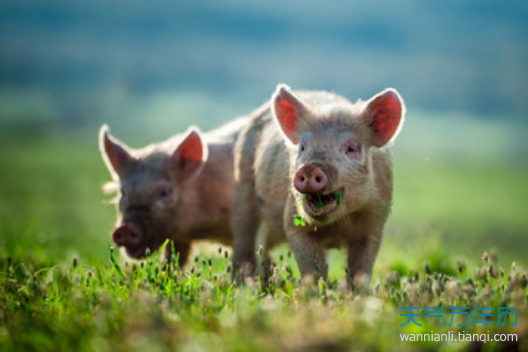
xmin=172 ymin=128 xmax=207 ymax=177
xmin=364 ymin=89 xmax=404 ymax=147
xmin=272 ymin=84 xmax=305 ymax=144
xmin=99 ymin=125 xmax=133 ymax=176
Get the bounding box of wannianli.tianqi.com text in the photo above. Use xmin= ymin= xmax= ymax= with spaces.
xmin=400 ymin=331 xmax=518 ymax=343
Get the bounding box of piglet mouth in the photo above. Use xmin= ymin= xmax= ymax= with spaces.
xmin=302 ymin=189 xmax=344 ymax=218
xmin=125 ymin=246 xmax=148 ymax=259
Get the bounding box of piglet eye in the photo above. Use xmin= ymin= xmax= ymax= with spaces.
xmin=299 ymin=142 xmax=306 ymax=152
xmin=155 ymin=186 xmax=172 ymax=200
xmin=346 ymin=144 xmax=361 ymax=154
xmin=342 ymin=141 xmax=362 ymax=160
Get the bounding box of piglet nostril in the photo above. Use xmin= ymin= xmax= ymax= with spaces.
xmin=113 ymin=231 xmax=124 ymax=245
xmin=310 ymin=168 xmax=327 ymax=192
xmin=294 ymin=171 xmax=307 ymax=193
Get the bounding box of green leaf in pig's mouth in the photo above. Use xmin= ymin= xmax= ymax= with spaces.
xmin=302 ymin=189 xmax=345 ymax=218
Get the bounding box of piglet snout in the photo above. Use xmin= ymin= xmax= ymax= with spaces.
xmin=294 ymin=164 xmax=327 ymax=194
xmin=113 ymin=223 xmax=143 ymax=247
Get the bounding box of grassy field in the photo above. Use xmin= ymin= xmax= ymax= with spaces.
xmin=1 ymin=133 xmax=527 ymax=351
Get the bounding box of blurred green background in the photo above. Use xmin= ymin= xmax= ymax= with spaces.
xmin=0 ymin=0 xmax=527 ymax=272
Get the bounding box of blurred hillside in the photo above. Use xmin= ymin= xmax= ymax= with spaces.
xmin=0 ymin=0 xmax=527 ymax=154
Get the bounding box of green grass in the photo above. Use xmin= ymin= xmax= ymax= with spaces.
xmin=0 ymin=134 xmax=527 ymax=351
xmin=1 ymin=241 xmax=527 ymax=352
